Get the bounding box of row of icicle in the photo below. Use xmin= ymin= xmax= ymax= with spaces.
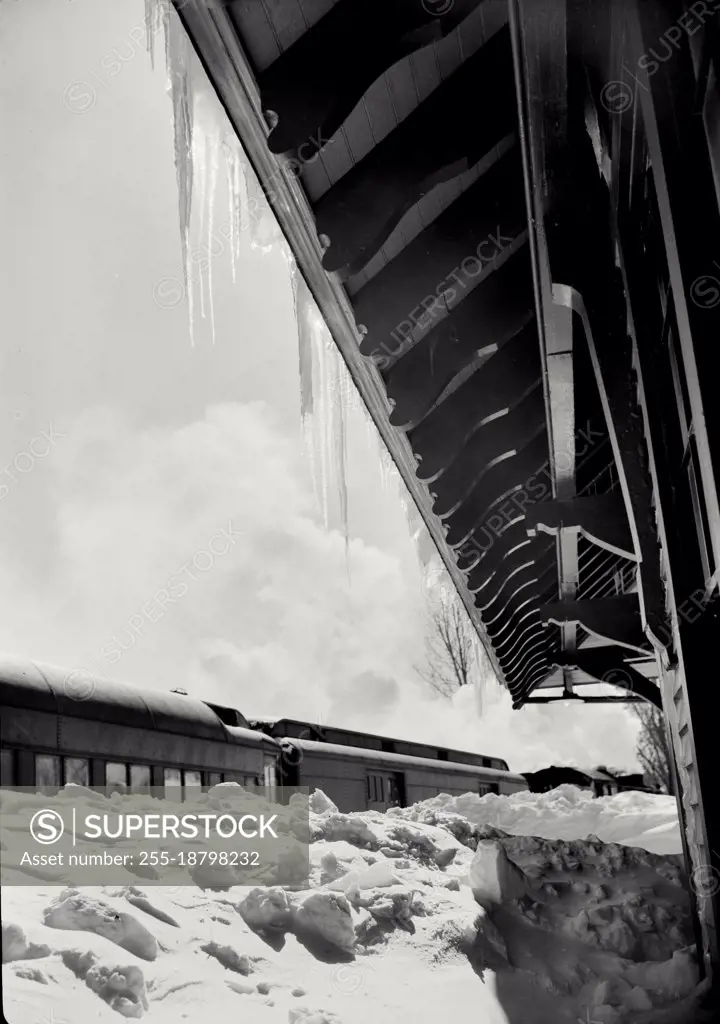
xmin=146 ymin=0 xmax=449 ymax=589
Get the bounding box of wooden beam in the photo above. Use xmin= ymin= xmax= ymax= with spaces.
xmin=313 ymin=29 xmax=518 ymax=275
xmin=253 ymin=0 xmax=489 ymax=157
xmin=540 ymin=595 xmax=650 ymax=653
xmin=628 ymin=0 xmax=720 ymax=580
xmin=551 ymin=128 xmax=670 ymax=653
xmin=523 ymin=693 xmax=646 ymax=704
xmin=552 ymin=648 xmax=662 ymax=706
xmin=510 ymin=0 xmax=578 ymax=690
xmin=354 ymin=153 xmax=530 ymax=368
xmin=525 ymin=493 xmax=636 ymax=560
xmin=399 ymin=317 xmax=541 ymax=437
xmin=444 ymin=430 xmax=547 ymax=544
xmin=413 ymin=380 xmax=545 ymax=484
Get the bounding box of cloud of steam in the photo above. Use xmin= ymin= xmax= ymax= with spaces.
xmin=0 ymin=399 xmax=641 ymax=775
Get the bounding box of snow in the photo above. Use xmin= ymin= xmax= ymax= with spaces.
xmin=2 ymin=786 xmax=708 ymax=1024
xmin=396 ymin=784 xmax=682 ymax=854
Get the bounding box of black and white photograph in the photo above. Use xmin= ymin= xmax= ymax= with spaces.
xmin=2 ymin=0 xmax=720 ymax=1021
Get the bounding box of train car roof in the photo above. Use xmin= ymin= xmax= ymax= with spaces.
xmin=285 ymin=738 xmax=525 ymax=783
xmin=256 ymin=716 xmax=511 ymax=770
xmin=0 ymin=652 xmax=276 ymax=749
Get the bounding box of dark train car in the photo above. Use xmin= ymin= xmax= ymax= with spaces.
xmin=250 ymin=716 xmax=511 ymax=769
xmin=252 ymin=717 xmax=527 ymax=811
xmin=524 ymin=766 xmax=619 ymax=797
xmin=0 ymin=653 xmax=525 ymax=814
xmin=524 ymin=766 xmax=657 ymax=798
xmin=0 ymin=653 xmax=279 ymax=793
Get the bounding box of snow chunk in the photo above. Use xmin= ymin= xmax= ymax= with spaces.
xmin=309 ymin=790 xmax=338 ymax=816
xmin=43 ymin=891 xmax=158 ymax=961
xmin=121 ymin=888 xmax=180 ymax=928
xmin=469 ymin=840 xmax=528 ymax=907
xmin=237 ymin=887 xmax=293 ymax=935
xmin=289 ymin=1009 xmax=342 ymax=1024
xmin=294 ymin=892 xmax=355 ymax=953
xmin=2 ymin=922 xmax=50 ymax=964
xmin=61 ymin=948 xmax=148 ymax=1017
xmin=623 ymin=946 xmax=699 ymax=1001
xmin=328 ymin=859 xmax=399 ymax=893
xmin=313 ymin=813 xmax=378 ymax=849
xmin=200 ymin=941 xmax=253 ymax=975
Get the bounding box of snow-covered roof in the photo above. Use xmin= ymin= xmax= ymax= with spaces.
xmin=285 ymin=738 xmax=525 ymax=782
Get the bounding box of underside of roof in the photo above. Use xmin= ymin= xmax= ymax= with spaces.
xmin=172 ymin=0 xmax=698 ymax=710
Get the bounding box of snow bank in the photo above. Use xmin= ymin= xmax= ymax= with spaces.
xmin=395 ymin=784 xmax=681 ymax=854
xmin=1 ymin=787 xmax=706 ymax=1024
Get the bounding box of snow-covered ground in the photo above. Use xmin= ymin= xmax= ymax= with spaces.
xmin=2 ymin=786 xmax=712 ymax=1024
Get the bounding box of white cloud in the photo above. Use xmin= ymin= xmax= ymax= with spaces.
xmin=0 ymin=398 xmax=641 ymax=775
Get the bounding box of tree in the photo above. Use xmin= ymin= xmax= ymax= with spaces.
xmin=416 ymin=590 xmax=480 ymax=697
xmin=631 ymin=701 xmax=675 ymax=794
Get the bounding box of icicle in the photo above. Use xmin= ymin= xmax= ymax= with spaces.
xmin=162 ymin=5 xmax=196 ymax=346
xmin=222 ymin=135 xmax=246 ymax=285
xmin=330 ymin=346 xmax=350 ymax=566
xmin=144 ymin=0 xmax=164 ymax=70
xmin=292 ymin=268 xmax=317 ymax=421
xmin=190 ymin=92 xmax=221 ymax=346
xmin=205 ymin=132 xmax=219 ymax=346
xmin=292 ymin=268 xmax=352 ymax=563
xmin=194 ymin=119 xmax=208 ymax=324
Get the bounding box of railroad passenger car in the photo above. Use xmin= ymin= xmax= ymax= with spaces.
xmin=0 ymin=655 xmax=526 ymax=813
xmin=0 ymin=654 xmax=279 ymax=794
xmin=251 ymin=717 xmax=528 ymax=811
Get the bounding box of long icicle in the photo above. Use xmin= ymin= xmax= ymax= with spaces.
xmin=163 ymin=5 xmax=196 ymax=346
xmin=205 ymin=119 xmax=220 ymax=346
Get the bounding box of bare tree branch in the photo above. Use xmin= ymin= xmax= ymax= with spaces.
xmin=630 ymin=702 xmax=674 ymax=794
xmin=416 ymin=592 xmax=479 ymax=697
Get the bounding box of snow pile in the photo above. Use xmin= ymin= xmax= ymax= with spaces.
xmin=395 ymin=784 xmax=681 ymax=854
xmin=2 ymin=788 xmax=710 ymax=1024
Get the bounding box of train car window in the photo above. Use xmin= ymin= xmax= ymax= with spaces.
xmin=184 ymin=770 xmax=202 ymax=787
xmin=164 ymin=768 xmax=182 ymax=788
xmin=130 ymin=765 xmax=151 ymax=791
xmin=106 ymin=762 xmax=128 ymax=793
xmin=367 ymin=774 xmax=386 ymax=803
xmin=36 ymin=754 xmax=61 ymax=788
xmin=387 ymin=776 xmax=401 ymax=806
xmin=0 ymin=748 xmax=15 ymax=786
xmin=64 ymin=757 xmax=89 ymax=786
xmin=206 ymin=772 xmax=223 ymax=788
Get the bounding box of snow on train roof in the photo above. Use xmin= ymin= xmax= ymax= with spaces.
xmin=0 ymin=652 xmax=274 ymax=748
xmin=285 ymin=738 xmax=525 ymax=781
xmin=251 ymin=715 xmax=510 ymax=769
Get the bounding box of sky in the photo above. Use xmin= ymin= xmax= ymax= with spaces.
xmin=0 ymin=0 xmax=643 ymax=773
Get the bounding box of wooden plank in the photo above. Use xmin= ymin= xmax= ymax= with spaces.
xmin=260 ymin=0 xmax=307 ymax=52
xmin=297 ymin=0 xmax=336 ymax=30
xmin=363 ymin=76 xmax=399 ymax=147
xmin=227 ymin=0 xmax=279 ymax=71
xmin=342 ymin=101 xmax=375 ymax=165
xmin=409 ymin=43 xmax=442 ymax=104
xmin=627 ymin=0 xmax=720 ymax=580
